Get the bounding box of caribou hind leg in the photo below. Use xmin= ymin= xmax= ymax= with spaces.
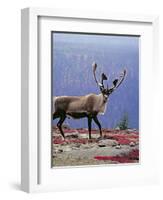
xmin=88 ymin=116 xmax=92 ymax=139
xmin=57 ymin=114 xmax=66 ymax=139
xmin=53 ymin=112 xmax=60 ymax=120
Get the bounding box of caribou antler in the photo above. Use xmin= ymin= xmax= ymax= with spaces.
xmin=92 ymin=62 xmax=108 ymax=87
xmin=115 ymin=69 xmax=127 ymax=89
xmin=109 ymin=69 xmax=127 ymax=92
xmin=92 ymin=62 xmax=99 ymax=85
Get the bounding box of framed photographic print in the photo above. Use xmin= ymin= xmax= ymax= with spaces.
xmin=21 ymin=8 xmax=159 ymax=192
xmin=52 ymin=32 xmax=138 ymax=168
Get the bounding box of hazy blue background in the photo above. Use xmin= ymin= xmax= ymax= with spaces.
xmin=52 ymin=32 xmax=139 ymax=129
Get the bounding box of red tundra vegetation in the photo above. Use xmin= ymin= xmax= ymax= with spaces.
xmin=94 ymin=149 xmax=139 ymax=163
xmin=53 ymin=128 xmax=138 ymax=146
xmin=52 ymin=128 xmax=139 ymax=166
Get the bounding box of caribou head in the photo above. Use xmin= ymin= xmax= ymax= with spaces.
xmin=92 ymin=62 xmax=127 ymax=97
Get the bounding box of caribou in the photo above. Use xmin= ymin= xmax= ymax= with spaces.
xmin=53 ymin=62 xmax=126 ymax=139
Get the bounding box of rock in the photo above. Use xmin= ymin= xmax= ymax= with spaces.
xmin=63 ymin=146 xmax=72 ymax=152
xmin=115 ymin=126 xmax=120 ymax=130
xmin=129 ymin=142 xmax=135 ymax=147
xmin=58 ymin=149 xmax=63 ymax=153
xmin=53 ymin=148 xmax=63 ymax=154
xmin=80 ymin=143 xmax=97 ymax=149
xmin=73 ymin=143 xmax=81 ymax=148
xmin=132 ymin=129 xmax=137 ymax=132
xmin=98 ymin=143 xmax=105 ymax=147
xmin=66 ymin=132 xmax=79 ymax=138
xmin=115 ymin=144 xmax=121 ymax=149
xmin=79 ymin=133 xmax=88 ymax=139
xmin=72 ymin=147 xmax=80 ymax=150
xmin=98 ymin=139 xmax=118 ymax=147
xmin=80 ymin=144 xmax=90 ymax=149
xmin=127 ymin=128 xmax=137 ymax=132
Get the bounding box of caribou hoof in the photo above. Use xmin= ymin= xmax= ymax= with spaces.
xmin=61 ymin=136 xmax=66 ymax=140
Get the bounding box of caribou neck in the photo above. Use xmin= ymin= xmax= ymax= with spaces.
xmin=98 ymin=93 xmax=109 ymax=104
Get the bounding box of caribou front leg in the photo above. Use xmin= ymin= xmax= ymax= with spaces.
xmin=87 ymin=116 xmax=92 ymax=139
xmin=93 ymin=115 xmax=102 ymax=139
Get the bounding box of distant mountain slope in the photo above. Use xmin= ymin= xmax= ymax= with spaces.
xmin=52 ymin=33 xmax=139 ymax=129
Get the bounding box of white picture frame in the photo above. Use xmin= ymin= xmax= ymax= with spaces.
xmin=21 ymin=7 xmax=159 ymax=193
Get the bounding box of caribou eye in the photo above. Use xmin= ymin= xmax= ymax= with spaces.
xmin=113 ymin=79 xmax=118 ymax=87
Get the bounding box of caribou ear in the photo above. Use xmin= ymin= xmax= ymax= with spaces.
xmin=113 ymin=79 xmax=118 ymax=87
xmin=101 ymin=73 xmax=107 ymax=81
xmin=101 ymin=73 xmax=108 ymax=86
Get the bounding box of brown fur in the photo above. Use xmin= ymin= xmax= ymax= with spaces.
xmin=53 ymin=93 xmax=108 ymax=118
